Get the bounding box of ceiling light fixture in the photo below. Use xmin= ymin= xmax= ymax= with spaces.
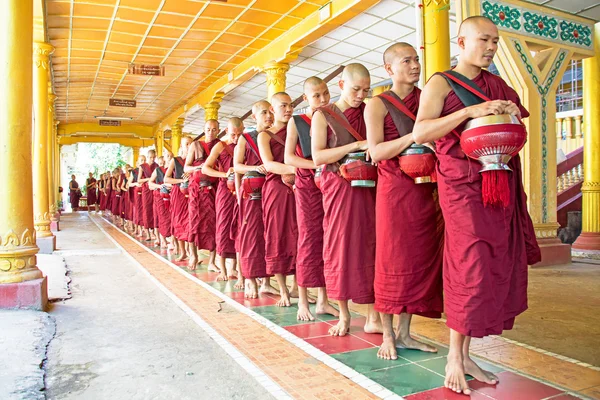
xmin=94 ymin=116 xmax=134 ymax=121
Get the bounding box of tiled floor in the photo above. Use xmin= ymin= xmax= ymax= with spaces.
xmin=98 ymin=215 xmax=598 ymax=400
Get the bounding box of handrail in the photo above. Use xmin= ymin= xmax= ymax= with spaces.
xmin=557 ymin=147 xmax=583 ymax=176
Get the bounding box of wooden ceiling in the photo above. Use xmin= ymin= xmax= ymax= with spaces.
xmin=46 ymin=0 xmax=332 ymax=126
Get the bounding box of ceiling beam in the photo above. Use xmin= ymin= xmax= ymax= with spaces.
xmin=156 ymin=0 xmax=381 ymax=131
xmin=57 ymin=123 xmax=155 ymax=139
xmin=58 ymin=136 xmax=154 ymax=147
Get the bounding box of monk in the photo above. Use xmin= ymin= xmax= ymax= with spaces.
xmin=98 ymin=174 xmax=106 ymax=212
xmin=86 ymin=173 xmax=97 ymax=211
xmin=118 ymin=167 xmax=129 ymax=229
xmin=412 ymin=16 xmax=541 ymax=394
xmin=185 ymin=120 xmax=220 ymax=270
xmin=365 ymin=43 xmax=443 ymax=360
xmin=165 ymin=136 xmax=192 ymax=261
xmin=203 ymin=117 xmax=243 ymax=281
xmin=257 ymin=93 xmax=298 ymax=307
xmin=311 ymin=63 xmax=382 ymax=336
xmin=110 ymin=168 xmax=122 ymax=223
xmin=127 ymin=163 xmax=141 ymax=236
xmin=69 ymin=175 xmax=81 ymax=211
xmin=233 ymin=100 xmax=278 ymax=299
xmin=284 ymin=77 xmax=338 ymax=320
xmin=104 ymin=172 xmax=113 ymax=215
xmin=138 ymin=150 xmax=158 ymax=242
xmin=149 ymin=155 xmax=171 ymax=248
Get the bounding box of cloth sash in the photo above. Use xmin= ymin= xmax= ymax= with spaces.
xmin=140 ymin=163 xmax=153 ymax=179
xmin=155 ymin=167 xmax=166 ymax=184
xmin=318 ymin=103 xmax=364 ymax=148
xmin=174 ymin=157 xmax=185 ymax=180
xmin=378 ymin=90 xmax=418 ymax=139
xmin=242 ymin=131 xmax=263 ymax=163
xmin=293 ymin=115 xmax=312 ymax=158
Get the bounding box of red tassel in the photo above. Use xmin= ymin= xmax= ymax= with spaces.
xmin=481 ymin=170 xmax=510 ymax=208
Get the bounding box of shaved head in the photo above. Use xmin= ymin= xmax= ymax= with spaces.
xmin=251 ymin=100 xmax=273 ymax=130
xmin=303 ymin=76 xmax=325 ymax=92
xmin=252 ymin=100 xmax=271 ymax=115
xmin=228 ymin=117 xmax=243 ymax=129
xmin=383 ymin=42 xmax=415 ymax=64
xmin=342 ymin=63 xmax=370 ymax=83
xmin=458 ymin=16 xmax=497 ymax=37
xmin=270 ymin=91 xmax=292 ymax=106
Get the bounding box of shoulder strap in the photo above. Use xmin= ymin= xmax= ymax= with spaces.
xmin=199 ymin=141 xmax=210 ymax=158
xmin=220 ymin=141 xmax=234 ymax=157
xmin=379 ymin=93 xmax=417 ymax=121
xmin=319 ymin=106 xmax=364 ymax=141
xmin=242 ymin=132 xmax=263 ymax=163
xmin=439 ymin=71 xmax=490 ymax=105
xmin=293 ymin=115 xmax=312 ymax=158
xmin=263 ymin=130 xmax=286 ymax=146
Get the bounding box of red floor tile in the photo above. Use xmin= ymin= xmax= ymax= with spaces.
xmin=325 ymin=317 xmax=367 ymax=328
xmin=350 ymin=327 xmax=384 ymax=346
xmin=305 ymin=334 xmax=374 ymax=354
xmin=469 ymin=371 xmax=563 ymax=400
xmin=285 ymin=322 xmax=333 ymax=339
xmin=548 ymin=395 xmax=582 ymax=400
xmin=191 ymin=271 xmax=220 ymax=282
xmin=227 ymin=291 xmax=278 ymax=307
xmin=405 ymin=387 xmax=491 ymax=399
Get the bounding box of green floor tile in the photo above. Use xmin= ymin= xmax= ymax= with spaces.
xmin=365 ymin=363 xmax=445 ymax=396
xmin=395 ymin=342 xmax=448 ymax=363
xmin=206 ymin=280 xmax=243 ymax=293
xmin=252 ymin=305 xmax=298 ymax=316
xmin=331 ymin=348 xmax=410 ymax=374
xmin=417 ymin=356 xmax=504 ymax=378
xmin=262 ymin=312 xmax=309 ymax=326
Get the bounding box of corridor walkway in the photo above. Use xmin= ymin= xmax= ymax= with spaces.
xmin=90 ymin=212 xmax=600 ymax=399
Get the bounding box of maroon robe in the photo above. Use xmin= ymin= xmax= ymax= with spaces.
xmin=105 ymin=179 xmax=113 ymax=212
xmin=188 ymin=139 xmax=219 ymax=251
xmin=374 ymin=89 xmax=444 ymax=317
xmin=99 ymin=181 xmax=106 ymax=211
xmin=154 ymin=167 xmax=172 ymax=238
xmin=86 ymin=178 xmax=97 ymax=205
xmin=319 ymin=103 xmax=375 ymax=304
xmin=436 ymin=70 xmax=541 ymax=337
xmin=293 ymin=115 xmax=326 ymax=288
xmin=110 ymin=177 xmax=120 ymax=216
xmin=119 ymin=173 xmax=128 ymax=219
xmin=69 ymin=181 xmax=81 ymax=210
xmin=171 ymin=157 xmax=189 ymax=242
xmin=262 ymin=128 xmax=297 ymax=276
xmin=239 ymin=133 xmax=267 ymax=279
xmin=140 ymin=163 xmax=158 ymax=229
xmin=215 ymin=143 xmax=237 ymax=259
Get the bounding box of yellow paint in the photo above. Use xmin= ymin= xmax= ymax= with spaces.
xmin=131 ymin=147 xmax=140 ymax=167
xmin=157 ymin=0 xmax=379 ymax=131
xmin=0 ymin=0 xmax=43 ymax=284
xmin=264 ymin=62 xmax=290 ymax=100
xmin=32 ymin=41 xmax=54 ymax=239
xmin=579 ymin=23 xmax=600 ymax=235
xmin=154 ymin=129 xmax=163 ymax=157
xmin=171 ymin=118 xmax=185 ymax=157
xmin=423 ymin=0 xmax=451 ymax=80
xmin=58 ymin=123 xmax=154 ymax=138
xmin=48 ymin=86 xmax=57 ymax=215
xmin=57 ymin=136 xmax=155 ymax=147
xmin=204 ymin=92 xmax=224 ymax=122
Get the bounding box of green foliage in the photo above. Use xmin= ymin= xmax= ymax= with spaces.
xmin=68 ymin=143 xmax=130 ymax=183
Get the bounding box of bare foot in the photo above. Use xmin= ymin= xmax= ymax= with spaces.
xmin=188 ymin=255 xmax=198 ymax=270
xmin=396 ymin=335 xmax=438 ymax=353
xmin=297 ymin=302 xmax=315 ymax=321
xmin=364 ymin=320 xmax=384 ymax=334
xmin=377 ymin=334 xmax=398 ymax=360
xmin=176 ymin=253 xmax=188 ymax=262
xmin=289 ymin=289 xmax=316 ymax=303
xmin=207 ymin=263 xmax=219 ymax=272
xmin=276 ymin=290 xmax=291 ymax=307
xmin=245 ymin=279 xmax=258 ymax=299
xmin=464 ymin=356 xmax=498 ymax=385
xmin=234 ymin=278 xmax=244 ymax=290
xmin=445 ymin=356 xmax=471 ymax=394
xmin=329 ymin=318 xmax=350 ymax=337
xmin=259 ymin=283 xmax=280 ymax=296
xmin=315 ymin=302 xmax=339 ymax=317
xmin=216 ymin=272 xmax=228 ymax=281
xmin=154 ymin=240 xmax=160 ymax=247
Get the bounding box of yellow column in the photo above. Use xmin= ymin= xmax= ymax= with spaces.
xmin=0 ymin=0 xmax=46 ymax=296
xmin=154 ymin=130 xmax=163 ymax=157
xmin=32 ymin=41 xmax=55 ymax=245
xmin=264 ymin=62 xmax=289 ymax=100
xmin=48 ymin=86 xmax=57 ymax=218
xmin=131 ymin=146 xmax=140 ymax=166
xmin=204 ymin=102 xmax=221 ymax=122
xmin=573 ymin=23 xmax=600 ymax=255
xmin=171 ymin=118 xmax=184 ymax=156
xmin=423 ymin=0 xmax=451 ymax=80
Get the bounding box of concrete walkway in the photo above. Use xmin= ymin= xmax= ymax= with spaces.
xmin=1 ymin=212 xmax=271 ymax=400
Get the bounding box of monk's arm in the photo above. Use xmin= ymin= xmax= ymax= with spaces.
xmin=148 ymin=170 xmax=160 ymax=190
xmin=184 ymin=143 xmax=202 ymax=173
xmin=203 ymin=142 xmax=229 ymax=179
xmin=258 ymin=132 xmax=295 ymax=176
xmin=311 ymin=110 xmax=365 ymax=166
xmin=69 ymin=182 xmax=75 ymax=190
xmin=366 ymin=97 xmax=414 ymax=163
xmin=137 ymin=166 xmax=150 ymax=184
xmin=164 ymin=159 xmax=185 ymax=185
xmin=233 ymin=137 xmax=265 ymax=174
xmin=284 ymin=118 xmax=315 ymax=169
xmin=120 ymin=178 xmax=127 ymax=191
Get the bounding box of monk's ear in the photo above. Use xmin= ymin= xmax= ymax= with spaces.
xmin=302 ymin=93 xmax=307 ymax=102
xmin=383 ymin=63 xmax=393 ymax=77
xmin=338 ymin=79 xmax=344 ymax=91
xmin=457 ymin=35 xmax=466 ymax=49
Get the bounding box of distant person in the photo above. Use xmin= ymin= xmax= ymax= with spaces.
xmin=86 ymin=172 xmax=98 ymax=211
xmin=69 ymin=175 xmax=81 ymax=211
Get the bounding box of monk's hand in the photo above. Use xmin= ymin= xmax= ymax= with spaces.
xmin=467 ymin=100 xmax=507 ymax=118
xmin=423 ymin=142 xmax=436 ymax=152
xmin=255 ymin=165 xmax=267 ymax=174
xmin=356 ymin=140 xmax=369 ymax=151
xmin=225 ymin=167 xmax=235 ymax=178
xmin=503 ymin=101 xmax=521 ymax=118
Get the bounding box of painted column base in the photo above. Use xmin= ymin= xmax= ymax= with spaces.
xmin=50 ymin=221 xmax=60 ymax=232
xmin=0 ymin=277 xmax=48 ymax=310
xmin=571 ymin=232 xmax=600 ymax=259
xmin=36 ymin=235 xmax=56 ymax=254
xmin=531 ymin=238 xmax=572 ymax=267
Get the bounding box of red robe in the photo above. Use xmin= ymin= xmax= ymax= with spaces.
xmin=140 ymin=163 xmax=158 ymax=229
xmin=294 ymin=116 xmax=326 ymax=288
xmin=437 ymin=70 xmax=541 ymax=337
xmin=239 ymin=133 xmax=267 ymax=279
xmin=105 ymin=180 xmax=113 ymax=212
xmin=153 ymin=167 xmax=172 ymax=238
xmin=170 ymin=157 xmax=189 ymax=242
xmin=319 ymin=103 xmax=375 ymax=304
xmin=215 ymin=143 xmax=237 ymax=259
xmin=374 ymin=89 xmax=444 ymax=317
xmin=86 ymin=178 xmax=97 ymax=205
xmin=188 ymin=139 xmax=219 ymax=251
xmin=99 ymin=182 xmax=106 ymax=210
xmin=110 ymin=178 xmax=121 ymax=216
xmin=262 ymin=128 xmax=297 ymax=276
xmin=69 ymin=181 xmax=81 ymax=210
